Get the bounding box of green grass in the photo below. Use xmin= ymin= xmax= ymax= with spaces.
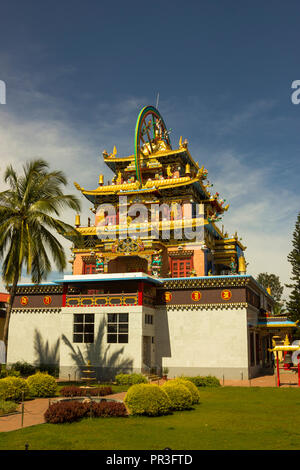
xmin=1 ymin=387 xmax=300 ymax=450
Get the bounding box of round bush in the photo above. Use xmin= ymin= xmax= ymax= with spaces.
xmin=27 ymin=372 xmax=58 ymax=397
xmin=0 ymin=376 xmax=29 ymax=401
xmin=173 ymin=378 xmax=200 ymax=404
xmin=124 ymin=383 xmax=171 ymax=416
xmin=161 ymin=381 xmax=193 ymax=410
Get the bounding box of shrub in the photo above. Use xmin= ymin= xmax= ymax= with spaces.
xmin=44 ymin=400 xmax=127 ymax=423
xmin=0 ymin=367 xmax=21 ymax=379
xmin=10 ymin=361 xmax=36 ymax=377
xmin=183 ymin=375 xmax=221 ymax=388
xmin=124 ymin=383 xmax=171 ymax=416
xmin=0 ymin=377 xmax=29 ymax=401
xmin=161 ymin=381 xmax=193 ymax=411
xmin=0 ymin=399 xmax=19 ymax=415
xmin=44 ymin=401 xmax=88 ymax=423
xmin=172 ymin=378 xmax=200 ymax=404
xmin=115 ymin=373 xmax=148 ymax=386
xmin=60 ymin=386 xmax=113 ymax=397
xmin=37 ymin=364 xmax=59 ymax=378
xmin=27 ymin=372 xmax=58 ymax=397
xmin=90 ymin=401 xmax=127 ymax=418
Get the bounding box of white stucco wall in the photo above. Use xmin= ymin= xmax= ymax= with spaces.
xmin=155 ymin=306 xmax=249 ymax=379
xmin=6 ymin=308 xmax=61 ymax=366
xmin=59 ymin=305 xmax=156 ymax=379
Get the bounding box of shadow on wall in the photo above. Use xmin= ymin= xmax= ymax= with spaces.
xmin=33 ymin=329 xmax=60 ymax=376
xmin=61 ymin=319 xmax=133 ymax=381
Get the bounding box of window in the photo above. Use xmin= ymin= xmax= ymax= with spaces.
xmin=73 ymin=314 xmax=94 ymax=343
xmin=145 ymin=314 xmax=154 ymax=325
xmin=83 ymin=263 xmax=96 ymax=274
xmin=107 ymin=313 xmax=128 ymax=343
xmin=171 ymin=258 xmax=192 ymax=278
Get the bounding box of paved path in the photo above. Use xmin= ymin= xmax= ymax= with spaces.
xmin=0 ymin=392 xmax=126 ymax=433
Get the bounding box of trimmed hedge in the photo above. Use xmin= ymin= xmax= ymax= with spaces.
xmin=182 ymin=375 xmax=221 ymax=388
xmin=9 ymin=361 xmax=36 ymax=377
xmin=27 ymin=372 xmax=58 ymax=397
xmin=44 ymin=400 xmax=127 ymax=423
xmin=115 ymin=373 xmax=148 ymax=386
xmin=0 ymin=399 xmax=19 ymax=415
xmin=161 ymin=381 xmax=193 ymax=411
xmin=60 ymin=386 xmax=113 ymax=397
xmin=0 ymin=377 xmax=29 ymax=401
xmin=124 ymin=383 xmax=171 ymax=416
xmin=172 ymin=378 xmax=200 ymax=404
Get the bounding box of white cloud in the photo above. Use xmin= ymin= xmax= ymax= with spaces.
xmin=200 ymin=150 xmax=297 ymax=299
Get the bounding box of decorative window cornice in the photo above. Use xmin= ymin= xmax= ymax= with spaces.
xmin=168 ymin=250 xmax=194 ymax=259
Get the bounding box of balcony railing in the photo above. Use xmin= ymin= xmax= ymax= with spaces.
xmin=65 ymin=293 xmax=138 ymax=307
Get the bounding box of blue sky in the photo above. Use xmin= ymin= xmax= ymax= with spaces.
xmin=0 ymin=0 xmax=299 ymax=296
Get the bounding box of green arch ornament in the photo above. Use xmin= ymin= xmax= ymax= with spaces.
xmin=134 ymin=106 xmax=171 ymax=185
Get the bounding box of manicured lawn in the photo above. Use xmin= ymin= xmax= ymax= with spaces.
xmin=1 ymin=387 xmax=300 ymax=450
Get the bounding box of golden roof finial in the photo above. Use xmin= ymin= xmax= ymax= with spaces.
xmin=284 ymin=334 xmax=290 ymax=346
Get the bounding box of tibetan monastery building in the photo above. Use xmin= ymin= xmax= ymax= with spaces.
xmin=6 ymin=106 xmax=298 ymax=380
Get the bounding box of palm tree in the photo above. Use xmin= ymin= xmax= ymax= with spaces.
xmin=0 ymin=159 xmax=81 ymax=358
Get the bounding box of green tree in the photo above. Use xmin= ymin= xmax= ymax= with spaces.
xmin=286 ymin=213 xmax=300 ymax=322
xmin=0 ymin=159 xmax=81 ymax=357
xmin=256 ymin=272 xmax=284 ymax=304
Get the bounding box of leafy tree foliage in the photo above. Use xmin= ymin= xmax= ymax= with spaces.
xmin=0 ymin=159 xmax=81 ymax=355
xmin=256 ymin=272 xmax=284 ymax=304
xmin=286 ymin=213 xmax=300 ymax=322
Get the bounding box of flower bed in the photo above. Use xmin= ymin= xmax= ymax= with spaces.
xmin=59 ymin=385 xmax=113 ymax=397
xmin=44 ymin=400 xmax=127 ymax=423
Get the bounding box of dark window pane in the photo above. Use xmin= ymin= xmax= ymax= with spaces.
xmin=107 ymin=334 xmax=117 ymax=343
xmin=74 ymin=314 xmax=83 ymax=323
xmin=74 ymin=324 xmax=84 ymax=333
xmin=119 ymin=313 xmax=128 ymax=323
xmin=108 ymin=324 xmax=118 ymax=333
xmin=73 ymin=333 xmax=83 ymax=343
xmin=118 ymin=334 xmax=128 ymax=343
xmin=85 ymin=314 xmax=94 ymax=323
xmin=119 ymin=324 xmax=128 ymax=333
xmin=84 ymin=334 xmax=94 ymax=343
xmin=108 ymin=314 xmax=118 ymax=323
xmin=84 ymin=323 xmax=94 ymax=333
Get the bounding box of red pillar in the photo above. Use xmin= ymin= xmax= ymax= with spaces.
xmin=138 ymin=281 xmax=143 ymax=306
xmin=276 ymin=351 xmax=280 ymax=387
xmin=62 ymin=283 xmax=68 ymax=307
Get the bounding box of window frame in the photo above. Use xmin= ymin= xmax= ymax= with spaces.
xmin=73 ymin=313 xmax=95 ymax=344
xmin=107 ymin=313 xmax=129 ymax=344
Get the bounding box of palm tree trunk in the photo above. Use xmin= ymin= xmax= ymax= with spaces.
xmin=3 ymin=272 xmax=19 ymax=363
